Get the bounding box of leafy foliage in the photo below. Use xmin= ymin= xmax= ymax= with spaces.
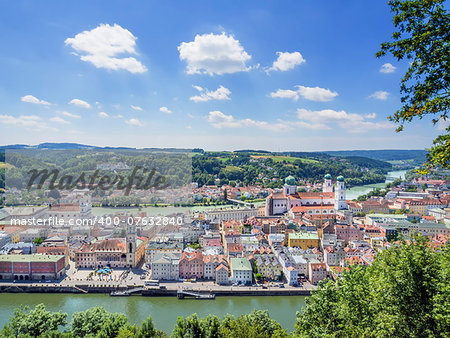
xmin=377 ymin=0 xmax=450 ymax=172
xmin=295 ymin=234 xmax=450 ymax=337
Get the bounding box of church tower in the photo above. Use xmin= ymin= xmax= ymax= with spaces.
xmin=334 ymin=175 xmax=346 ymax=210
xmin=322 ymin=174 xmax=333 ymax=193
xmin=283 ymin=175 xmax=297 ymax=196
xmin=126 ymin=224 xmax=136 ymax=268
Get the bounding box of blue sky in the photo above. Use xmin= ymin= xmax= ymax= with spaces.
xmin=0 ymin=0 xmax=442 ymax=151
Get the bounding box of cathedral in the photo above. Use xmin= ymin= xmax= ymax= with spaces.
xmin=265 ymin=174 xmax=346 ymax=216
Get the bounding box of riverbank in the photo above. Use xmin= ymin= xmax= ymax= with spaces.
xmin=0 ymin=282 xmax=312 ymax=297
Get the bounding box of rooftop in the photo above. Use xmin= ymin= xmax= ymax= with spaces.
xmin=0 ymin=254 xmax=64 ymax=263
xmin=230 ymin=257 xmax=252 ymax=271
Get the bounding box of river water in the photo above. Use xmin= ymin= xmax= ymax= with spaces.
xmin=346 ymin=170 xmax=407 ymax=200
xmin=0 ymin=293 xmax=306 ymax=334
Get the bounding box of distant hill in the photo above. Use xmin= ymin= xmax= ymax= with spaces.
xmin=323 ymin=149 xmax=426 ymax=162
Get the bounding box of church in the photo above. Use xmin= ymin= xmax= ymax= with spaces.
xmin=265 ymin=174 xmax=346 ymax=216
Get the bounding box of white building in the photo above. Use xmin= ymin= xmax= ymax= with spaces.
xmin=230 ymin=258 xmax=252 ymax=285
xmin=151 ymin=253 xmax=180 ymax=281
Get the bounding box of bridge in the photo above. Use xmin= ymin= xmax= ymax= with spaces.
xmin=177 ymin=289 xmax=215 ymax=300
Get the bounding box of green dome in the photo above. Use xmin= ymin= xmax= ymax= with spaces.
xmin=337 ymin=175 xmax=345 ymax=182
xmin=285 ymin=175 xmax=296 ymax=185
xmin=324 ymin=174 xmax=332 ymax=179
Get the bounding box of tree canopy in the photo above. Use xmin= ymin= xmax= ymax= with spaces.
xmin=377 ymin=0 xmax=450 ymax=172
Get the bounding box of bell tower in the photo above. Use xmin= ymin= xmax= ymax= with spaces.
xmin=126 ymin=223 xmax=136 ymax=268
xmin=334 ymin=176 xmax=346 ymax=210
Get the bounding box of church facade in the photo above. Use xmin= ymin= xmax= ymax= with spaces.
xmin=265 ymin=174 xmax=346 ymax=216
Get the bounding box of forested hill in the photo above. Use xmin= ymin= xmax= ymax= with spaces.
xmin=324 ymin=149 xmax=426 ymax=162
xmin=192 ymin=151 xmax=392 ymax=188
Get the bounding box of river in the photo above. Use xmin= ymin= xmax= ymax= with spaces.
xmin=0 ymin=293 xmax=306 ymax=334
xmin=346 ymin=170 xmax=407 ymax=200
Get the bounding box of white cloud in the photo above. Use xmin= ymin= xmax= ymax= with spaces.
xmin=296 ymin=86 xmax=338 ymax=102
xmin=380 ymin=63 xmax=396 ymax=74
xmin=269 ymin=89 xmax=299 ymax=101
xmin=269 ymin=85 xmax=338 ymax=102
xmin=115 ymin=114 xmax=123 ymax=119
xmin=126 ymin=118 xmax=143 ymax=126
xmin=130 ymin=105 xmax=143 ymax=111
xmin=365 ymin=113 xmax=377 ymax=119
xmin=21 ymin=95 xmax=51 ymax=106
xmin=50 ymin=116 xmax=70 ymax=124
xmin=296 ymin=108 xmax=392 ymax=133
xmin=190 ymin=85 xmax=231 ymax=102
xmin=268 ymin=51 xmax=305 ymax=72
xmin=178 ymin=32 xmax=251 ymax=75
xmin=0 ymin=114 xmax=50 ymax=129
xmin=369 ymin=91 xmax=389 ymax=100
xmin=69 ymin=99 xmax=91 ymax=108
xmin=98 ymin=112 xmax=109 ymax=118
xmin=60 ymin=111 xmax=81 ymax=119
xmin=207 ymin=111 xmax=289 ymax=131
xmin=160 ymin=106 xmax=172 ymax=114
xmin=65 ymin=23 xmax=147 ymax=74
xmin=437 ymin=119 xmax=450 ymax=131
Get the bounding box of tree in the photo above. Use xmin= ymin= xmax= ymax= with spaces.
xmin=33 ymin=237 xmax=44 ymax=246
xmin=1 ymin=304 xmax=67 ymax=337
xmin=377 ymin=0 xmax=450 ymax=172
xmin=70 ymin=306 xmax=111 ymax=337
xmin=295 ymin=234 xmax=450 ymax=337
xmin=255 ymin=273 xmax=263 ymax=281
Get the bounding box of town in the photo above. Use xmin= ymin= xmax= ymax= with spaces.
xmin=0 ymin=166 xmax=448 ymax=296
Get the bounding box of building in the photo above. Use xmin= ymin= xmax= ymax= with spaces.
xmin=308 ymin=262 xmax=328 ymax=285
xmin=335 ymin=225 xmax=363 ymax=243
xmin=145 ymin=240 xmax=183 ymax=265
xmin=230 ymin=257 xmax=252 ymax=285
xmin=205 ymin=207 xmax=258 ymax=223
xmin=19 ymin=228 xmax=48 ymax=243
xmin=0 ymin=254 xmax=66 ymax=280
xmin=179 ymin=250 xmax=204 ymax=280
xmin=254 ymin=254 xmax=283 ymax=281
xmin=203 ymin=254 xmax=227 ymax=280
xmin=74 ymin=234 xmax=147 ymax=269
xmin=216 ymin=264 xmax=229 ymax=285
xmin=151 ymin=253 xmax=180 ymax=280
xmin=288 ymin=232 xmax=319 ymax=249
xmin=265 ymin=175 xmax=345 ymax=216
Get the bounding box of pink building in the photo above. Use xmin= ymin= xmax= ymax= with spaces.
xmin=335 ymin=225 xmax=362 ymax=243
xmin=179 ymin=250 xmax=204 ymax=279
xmin=308 ymin=262 xmax=327 ymax=285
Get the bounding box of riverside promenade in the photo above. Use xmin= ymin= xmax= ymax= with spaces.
xmin=0 ymin=280 xmax=313 ymax=297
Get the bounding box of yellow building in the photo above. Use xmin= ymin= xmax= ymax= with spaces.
xmin=254 ymin=254 xmax=283 ymax=281
xmin=288 ymin=231 xmax=319 ymax=249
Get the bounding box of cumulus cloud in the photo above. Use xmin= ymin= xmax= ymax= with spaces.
xmin=296 ymin=108 xmax=392 ymax=133
xmin=50 ymin=116 xmax=70 ymax=124
xmin=21 ymin=95 xmax=51 ymax=106
xmin=130 ymin=105 xmax=143 ymax=111
xmin=69 ymin=99 xmax=91 ymax=108
xmin=61 ymin=111 xmax=81 ymax=119
xmin=369 ymin=91 xmax=389 ymax=100
xmin=207 ymin=111 xmax=289 ymax=131
xmin=365 ymin=113 xmax=377 ymax=119
xmin=65 ymin=23 xmax=147 ymax=73
xmin=178 ymin=32 xmax=251 ymax=75
xmin=380 ymin=63 xmax=396 ymax=74
xmin=160 ymin=106 xmax=172 ymax=114
xmin=98 ymin=112 xmax=109 ymax=118
xmin=190 ymin=85 xmax=231 ymax=102
xmin=268 ymin=51 xmax=305 ymax=72
xmin=126 ymin=118 xmax=144 ymax=126
xmin=270 ymin=85 xmax=338 ymax=102
xmin=0 ymin=114 xmax=50 ymax=129
xmin=206 ymin=108 xmax=390 ymax=133
xmin=270 ymin=89 xmax=299 ymax=101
